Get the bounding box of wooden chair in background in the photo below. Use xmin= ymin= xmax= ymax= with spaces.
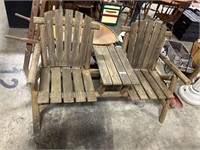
xmin=120 ymin=0 xmax=137 ymax=25
xmin=28 ymin=9 xmax=100 ymax=134
xmin=121 ymin=20 xmax=190 ymax=123
xmin=154 ymin=0 xmax=192 ymax=31
xmin=74 ymin=1 xmax=95 ymax=18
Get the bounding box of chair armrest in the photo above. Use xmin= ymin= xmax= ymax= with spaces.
xmin=159 ymin=53 xmax=191 ymax=85
xmin=27 ymin=43 xmax=41 ymax=86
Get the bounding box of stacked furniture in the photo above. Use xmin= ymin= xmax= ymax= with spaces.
xmin=173 ymin=9 xmax=200 ymax=42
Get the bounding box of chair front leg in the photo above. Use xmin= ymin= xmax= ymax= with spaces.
xmin=159 ymin=99 xmax=170 ymax=123
xmin=31 ymin=89 xmax=40 ymax=135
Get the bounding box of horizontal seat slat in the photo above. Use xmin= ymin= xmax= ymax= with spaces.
xmin=82 ymin=70 xmax=97 ymax=102
xmin=133 ymin=84 xmax=149 ymax=100
xmin=150 ymin=71 xmax=174 ymax=99
xmin=38 ymin=68 xmax=50 ymax=104
xmin=141 ymin=69 xmax=166 ymax=100
xmin=128 ymin=86 xmax=139 ymax=100
xmin=73 ymin=69 xmax=86 ymax=102
xmin=51 ymin=68 xmax=62 ymax=103
xmin=135 ymin=70 xmax=158 ymax=100
xmin=62 ymin=68 xmax=74 ymax=103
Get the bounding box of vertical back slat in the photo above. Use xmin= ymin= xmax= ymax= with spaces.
xmin=150 ymin=24 xmax=167 ymax=69
xmin=40 ymin=25 xmax=48 ymax=67
xmin=137 ymin=21 xmax=154 ymax=68
xmin=45 ymin=11 xmax=56 ymax=66
xmin=45 ymin=11 xmax=55 ymax=66
xmin=79 ymin=15 xmax=92 ymax=67
xmin=85 ymin=30 xmax=94 ymax=69
xmin=64 ymin=9 xmax=73 ymax=66
xmin=54 ymin=9 xmax=63 ymax=66
xmin=127 ymin=23 xmax=138 ymax=63
xmin=146 ymin=22 xmax=162 ymax=69
xmin=132 ymin=21 xmax=147 ymax=67
xmin=142 ymin=22 xmax=161 ymax=69
xmin=72 ymin=11 xmax=83 ymax=68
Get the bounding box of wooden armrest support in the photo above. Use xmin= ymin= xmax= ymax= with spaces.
xmin=159 ymin=53 xmax=191 ymax=85
xmin=159 ymin=75 xmax=172 ymax=81
xmin=5 ymin=34 xmax=40 ymax=44
xmin=27 ymin=43 xmax=41 ymax=86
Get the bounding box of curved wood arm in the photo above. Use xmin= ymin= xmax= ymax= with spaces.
xmin=159 ymin=53 xmax=191 ymax=85
xmin=27 ymin=43 xmax=41 ymax=87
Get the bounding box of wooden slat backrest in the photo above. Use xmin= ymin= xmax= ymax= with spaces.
xmin=122 ymin=20 xmax=167 ymax=70
xmin=40 ymin=9 xmax=96 ymax=68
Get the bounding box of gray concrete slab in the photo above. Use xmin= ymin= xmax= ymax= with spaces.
xmin=0 ymin=1 xmax=200 ymax=149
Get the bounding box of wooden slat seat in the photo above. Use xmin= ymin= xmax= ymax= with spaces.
xmin=38 ymin=67 xmax=96 ymax=104
xmin=128 ymin=69 xmax=174 ymax=100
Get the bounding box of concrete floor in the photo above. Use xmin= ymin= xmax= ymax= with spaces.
xmin=0 ymin=1 xmax=200 ymax=149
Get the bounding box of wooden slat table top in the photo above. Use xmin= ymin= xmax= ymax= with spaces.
xmin=94 ymin=45 xmax=139 ymax=86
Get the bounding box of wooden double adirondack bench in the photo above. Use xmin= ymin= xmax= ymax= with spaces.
xmin=27 ymin=9 xmax=190 ymax=134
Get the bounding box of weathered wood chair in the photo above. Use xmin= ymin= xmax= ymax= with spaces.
xmin=120 ymin=20 xmax=191 ymax=123
xmin=27 ymin=9 xmax=99 ymax=134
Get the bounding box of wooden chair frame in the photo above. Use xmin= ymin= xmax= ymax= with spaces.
xmin=28 ymin=9 xmax=100 ymax=134
xmin=121 ymin=20 xmax=190 ymax=123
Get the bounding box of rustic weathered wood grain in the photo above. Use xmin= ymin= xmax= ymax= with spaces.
xmin=135 ymin=69 xmax=157 ymax=100
xmin=141 ymin=69 xmax=166 ymax=100
xmin=150 ymin=71 xmax=174 ymax=99
xmin=54 ymin=9 xmax=63 ymax=66
xmin=107 ymin=45 xmax=131 ymax=85
xmin=93 ymin=46 xmax=112 ymax=85
xmin=51 ymin=67 xmax=62 ymax=103
xmin=131 ymin=21 xmax=146 ymax=67
xmin=64 ymin=9 xmax=73 ymax=66
xmin=40 ymin=25 xmax=48 ymax=67
xmin=127 ymin=22 xmax=138 ymax=63
xmin=38 ymin=67 xmax=50 ymax=104
xmin=142 ymin=22 xmax=161 ymax=69
xmin=137 ymin=21 xmax=154 ymax=68
xmin=45 ymin=11 xmax=55 ymax=66
xmin=73 ymin=69 xmax=86 ymax=102
xmin=62 ymin=68 xmax=74 ymax=103
xmin=149 ymin=24 xmax=167 ymax=69
xmin=82 ymin=69 xmax=97 ymax=102
xmin=85 ymin=30 xmax=94 ymax=69
xmin=133 ymin=84 xmax=149 ymax=100
xmin=27 ymin=43 xmax=41 ymax=86
xmin=115 ymin=46 xmax=140 ymax=85
xmin=72 ymin=11 xmax=83 ymax=67
xmin=128 ymin=86 xmax=139 ymax=100
xmin=100 ymin=46 xmax=122 ymax=85
xmin=79 ymin=16 xmax=91 ymax=67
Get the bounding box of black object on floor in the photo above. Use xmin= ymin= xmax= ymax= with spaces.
xmin=4 ymin=0 xmax=32 ymax=28
xmin=173 ymin=9 xmax=200 ymax=42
